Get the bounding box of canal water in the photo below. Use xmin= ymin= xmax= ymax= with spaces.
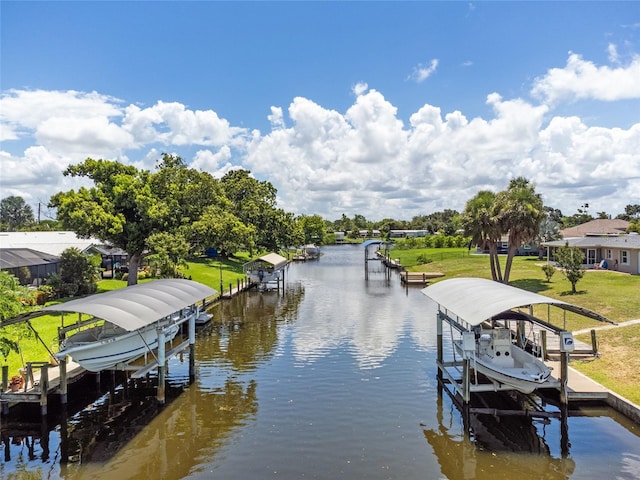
xmin=2 ymin=245 xmax=640 ymax=479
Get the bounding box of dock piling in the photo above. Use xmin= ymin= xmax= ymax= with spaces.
xmin=189 ymin=311 xmax=196 ymax=381
xmin=39 ymin=365 xmax=48 ymax=416
xmin=157 ymin=327 xmax=166 ymax=404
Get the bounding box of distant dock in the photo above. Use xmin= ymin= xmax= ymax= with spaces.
xmin=400 ymin=271 xmax=445 ymax=285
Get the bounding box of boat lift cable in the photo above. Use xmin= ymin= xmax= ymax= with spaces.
xmin=137 ymin=328 xmax=159 ymax=365
xmin=26 ymin=320 xmax=57 ymax=359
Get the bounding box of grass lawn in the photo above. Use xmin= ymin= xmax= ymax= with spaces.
xmin=575 ymin=324 xmax=640 ymax=405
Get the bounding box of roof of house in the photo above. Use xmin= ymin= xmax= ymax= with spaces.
xmin=542 ymin=234 xmax=640 ymax=249
xmin=85 ymin=244 xmax=128 ymax=256
xmin=421 ymin=277 xmax=611 ymax=326
xmin=0 ymin=248 xmax=60 ymax=269
xmin=0 ymin=231 xmax=98 ymax=256
xmin=42 ymin=279 xmax=216 ymax=331
xmin=561 ymin=219 xmax=630 ymax=238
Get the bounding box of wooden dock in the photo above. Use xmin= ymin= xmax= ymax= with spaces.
xmin=1 ymin=361 xmax=86 ymax=414
xmin=400 ymin=271 xmax=445 ymax=285
xmin=545 ymin=361 xmax=608 ymax=401
xmin=219 ymin=279 xmax=256 ymax=299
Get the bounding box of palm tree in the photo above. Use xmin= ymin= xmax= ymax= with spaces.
xmin=462 ymin=190 xmax=503 ymax=282
xmin=494 ymin=177 xmax=545 ymax=283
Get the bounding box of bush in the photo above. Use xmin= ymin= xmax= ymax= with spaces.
xmin=35 ymin=291 xmax=48 ymax=305
xmin=416 ymin=254 xmax=433 ymax=265
xmin=541 ymin=264 xmax=556 ymax=282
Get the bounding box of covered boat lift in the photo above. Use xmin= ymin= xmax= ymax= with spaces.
xmin=422 ymin=277 xmax=613 ymax=405
xmin=243 ymin=252 xmax=288 ymax=291
xmin=45 ymin=279 xmax=216 ymax=405
xmin=362 ymin=240 xmax=391 ymax=280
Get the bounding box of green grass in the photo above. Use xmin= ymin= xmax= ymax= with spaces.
xmin=394 ymin=248 xmax=640 ymax=327
xmin=574 ymin=324 xmax=640 ymax=405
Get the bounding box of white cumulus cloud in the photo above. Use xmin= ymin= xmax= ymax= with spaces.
xmin=531 ymin=51 xmax=640 ymax=105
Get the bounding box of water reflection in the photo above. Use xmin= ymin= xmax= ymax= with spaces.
xmin=56 ymin=377 xmax=257 ymax=480
xmin=288 ymin=261 xmax=433 ymax=369
xmin=424 ymin=387 xmax=576 ymax=480
xmin=197 ymin=283 xmax=304 ymax=373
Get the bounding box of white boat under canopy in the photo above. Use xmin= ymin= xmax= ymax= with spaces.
xmin=422 ymin=277 xmax=611 ymax=395
xmin=44 ymin=279 xmax=216 ymax=371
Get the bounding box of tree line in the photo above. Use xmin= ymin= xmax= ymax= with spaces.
xmin=2 ymin=154 xmax=639 ymax=287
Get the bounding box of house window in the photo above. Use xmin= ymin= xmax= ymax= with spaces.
xmin=620 ymin=250 xmax=629 ymax=265
xmin=606 ymin=249 xmax=612 ymax=259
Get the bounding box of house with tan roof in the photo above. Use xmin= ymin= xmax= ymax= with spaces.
xmin=560 ymin=219 xmax=630 ymax=238
xmin=542 ymin=219 xmax=639 ymax=274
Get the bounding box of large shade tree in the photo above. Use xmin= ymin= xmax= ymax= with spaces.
xmin=50 ymin=157 xmax=293 ymax=285
xmin=50 ymin=159 xmax=155 ymax=285
xmin=50 ymin=155 xmax=229 ymax=285
xmin=220 ymin=169 xmax=293 ymax=253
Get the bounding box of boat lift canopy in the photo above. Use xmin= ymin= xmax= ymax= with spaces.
xmin=422 ymin=277 xmax=612 ymax=326
xmin=43 ymin=279 xmax=216 ymax=332
xmin=243 ymin=252 xmax=288 ymax=272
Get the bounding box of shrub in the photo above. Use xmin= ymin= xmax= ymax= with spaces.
xmin=416 ymin=254 xmax=433 ymax=264
xmin=541 ymin=264 xmax=556 ymax=282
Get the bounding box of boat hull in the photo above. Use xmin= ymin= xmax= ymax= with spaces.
xmin=57 ymin=321 xmax=181 ymax=372
xmin=454 ymin=331 xmax=552 ymax=394
xmin=471 ymin=357 xmax=551 ymax=394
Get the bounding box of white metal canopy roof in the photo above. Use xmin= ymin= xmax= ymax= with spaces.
xmin=421 ymin=277 xmax=610 ymax=326
xmin=43 ymin=279 xmax=216 ymax=331
xmin=244 ymin=252 xmax=288 ymax=270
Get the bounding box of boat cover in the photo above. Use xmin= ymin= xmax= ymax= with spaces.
xmin=422 ymin=277 xmax=611 ymax=326
xmin=43 ymin=279 xmax=216 ymax=331
xmin=243 ymin=252 xmax=288 ymax=271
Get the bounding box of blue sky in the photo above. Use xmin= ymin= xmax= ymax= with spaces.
xmin=1 ymin=1 xmax=639 ymax=221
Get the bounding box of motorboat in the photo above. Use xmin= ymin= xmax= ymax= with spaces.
xmin=454 ymin=328 xmax=552 ymax=394
xmin=44 ymin=278 xmax=216 ymax=372
xmin=303 ymin=244 xmax=320 ymax=258
xmin=55 ymin=317 xmax=182 ymax=372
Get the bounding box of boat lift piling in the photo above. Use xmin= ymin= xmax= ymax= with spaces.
xmin=189 ymin=309 xmax=196 ymax=381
